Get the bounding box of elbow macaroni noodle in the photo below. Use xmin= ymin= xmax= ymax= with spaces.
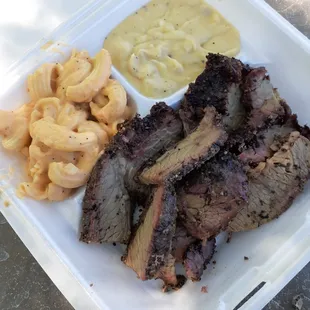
xmin=0 ymin=49 xmax=136 ymax=201
xmin=66 ymin=49 xmax=112 ymax=103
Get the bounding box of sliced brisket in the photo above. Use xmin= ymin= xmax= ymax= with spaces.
xmin=173 ymin=223 xmax=196 ymax=263
xmin=177 ymin=152 xmax=248 ymax=240
xmin=124 ymin=184 xmax=177 ymax=281
xmin=155 ymin=223 xmax=195 ymax=291
xmin=224 ymin=65 xmax=292 ymax=162
xmin=242 ymin=67 xmax=290 ymax=129
xmin=155 ymin=254 xmax=178 ymax=291
xmin=80 ymin=103 xmax=183 ymax=244
xmin=229 ymin=132 xmax=310 ymax=232
xmin=238 ymin=116 xmax=299 ymax=166
xmin=179 ymin=53 xmax=245 ymax=135
xmin=184 ymin=239 xmax=216 ymax=282
xmin=79 ymin=52 xmax=310 ymax=293
xmin=156 ymin=255 xmax=187 ymax=292
xmin=80 ymin=152 xmax=130 ymax=244
xmin=140 ymin=107 xmax=228 ymax=185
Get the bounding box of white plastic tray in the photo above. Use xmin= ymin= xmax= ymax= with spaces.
xmin=1 ymin=0 xmax=310 ymax=309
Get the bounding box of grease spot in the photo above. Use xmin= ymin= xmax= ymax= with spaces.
xmin=0 ymin=247 xmax=9 ymax=261
xmin=41 ymin=40 xmax=54 ymax=50
xmin=201 ymin=286 xmax=208 ymax=293
xmin=4 ymin=200 xmax=10 ymax=207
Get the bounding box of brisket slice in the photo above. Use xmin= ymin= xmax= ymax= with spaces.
xmin=140 ymin=107 xmax=228 ymax=185
xmin=80 ymin=103 xmax=183 ymax=244
xmin=156 ymin=255 xmax=187 ymax=292
xmin=158 ymin=226 xmax=215 ymax=286
xmin=226 ymin=66 xmax=293 ymax=162
xmin=80 ymin=152 xmax=130 ymax=244
xmin=155 ymin=223 xmax=195 ymax=291
xmin=124 ymin=185 xmax=177 ymax=281
xmin=113 ymin=102 xmax=183 ymax=192
xmin=177 ymin=152 xmax=248 ymax=241
xmin=242 ymin=67 xmax=290 ymax=129
xmin=229 ymin=132 xmax=310 ymax=232
xmin=179 ymin=53 xmax=245 ymax=135
xmin=155 ymin=254 xmax=178 ymax=291
xmin=238 ymin=116 xmax=299 ymax=167
xmin=184 ymin=239 xmax=216 ymax=282
xmin=173 ymin=223 xmax=196 ymax=263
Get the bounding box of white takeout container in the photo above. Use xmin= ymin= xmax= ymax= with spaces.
xmin=1 ymin=0 xmax=310 ymax=309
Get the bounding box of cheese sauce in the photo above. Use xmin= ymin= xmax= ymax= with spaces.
xmin=104 ymin=0 xmax=240 ymax=98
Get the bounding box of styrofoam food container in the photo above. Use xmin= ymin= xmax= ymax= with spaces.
xmin=1 ymin=0 xmax=310 ymax=309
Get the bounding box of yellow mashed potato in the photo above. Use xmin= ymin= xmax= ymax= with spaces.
xmin=104 ymin=0 xmax=240 ymax=98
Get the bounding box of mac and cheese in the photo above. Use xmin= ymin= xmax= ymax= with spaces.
xmin=0 ymin=49 xmax=136 ymax=201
